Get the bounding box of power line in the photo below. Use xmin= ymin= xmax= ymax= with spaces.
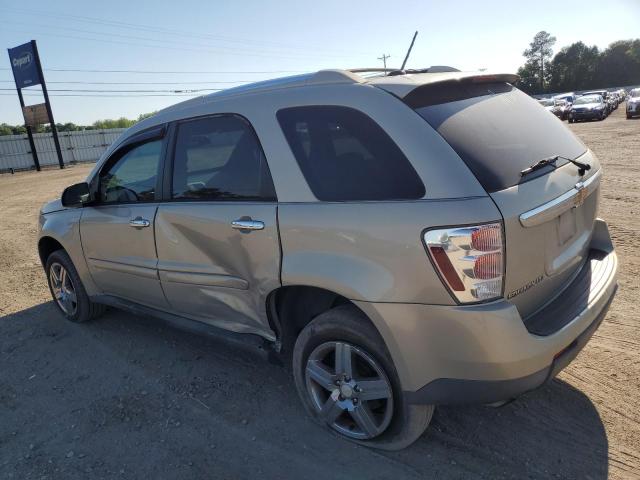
xmin=2 ymin=26 xmax=336 ymax=61
xmin=0 ymin=67 xmax=305 ymax=74
xmin=4 ymin=7 xmax=377 ymax=56
xmin=0 ymin=80 xmax=258 ymax=85
xmin=0 ymin=92 xmax=202 ymax=97
xmin=6 ymin=19 xmax=362 ymax=60
xmin=0 ymin=87 xmax=222 ymax=93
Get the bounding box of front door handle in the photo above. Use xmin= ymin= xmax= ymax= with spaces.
xmin=129 ymin=216 xmax=150 ymax=228
xmin=231 ymin=219 xmax=264 ymax=231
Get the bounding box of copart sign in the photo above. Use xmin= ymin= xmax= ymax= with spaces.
xmin=8 ymin=42 xmax=41 ymax=88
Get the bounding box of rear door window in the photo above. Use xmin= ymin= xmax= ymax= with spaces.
xmin=408 ymin=82 xmax=587 ymax=192
xmin=277 ymin=106 xmax=425 ymax=201
xmin=171 ymin=115 xmax=276 ymax=201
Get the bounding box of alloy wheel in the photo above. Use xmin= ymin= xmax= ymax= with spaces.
xmin=49 ymin=262 xmax=77 ymax=315
xmin=304 ymin=341 xmax=393 ymax=440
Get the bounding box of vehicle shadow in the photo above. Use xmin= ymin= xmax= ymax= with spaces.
xmin=0 ymin=302 xmax=608 ymax=479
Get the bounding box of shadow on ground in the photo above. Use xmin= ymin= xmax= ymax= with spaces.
xmin=1 ymin=302 xmax=608 ymax=479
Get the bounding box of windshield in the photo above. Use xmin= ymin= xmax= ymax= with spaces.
xmin=409 ymin=82 xmax=586 ymax=193
xmin=539 ymin=99 xmax=555 ymax=106
xmin=630 ymin=88 xmax=640 ymax=98
xmin=574 ymin=95 xmax=601 ymax=105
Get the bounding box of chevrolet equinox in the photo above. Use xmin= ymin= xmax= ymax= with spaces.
xmin=38 ymin=68 xmax=618 ymax=450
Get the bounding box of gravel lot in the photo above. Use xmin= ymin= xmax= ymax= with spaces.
xmin=1 ymin=106 xmax=639 ymax=479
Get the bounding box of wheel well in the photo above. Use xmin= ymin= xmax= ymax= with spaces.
xmin=267 ymin=286 xmax=373 ymax=356
xmin=38 ymin=237 xmax=64 ymax=266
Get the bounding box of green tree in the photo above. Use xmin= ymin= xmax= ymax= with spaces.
xmin=516 ymin=62 xmax=540 ymax=95
xmin=0 ymin=123 xmax=13 ymax=136
xmin=523 ymin=31 xmax=557 ymax=92
xmin=596 ymin=40 xmax=640 ymax=87
xmin=548 ymin=42 xmax=600 ymax=92
xmin=137 ymin=111 xmax=157 ymax=122
xmin=92 ymin=117 xmax=136 ymax=129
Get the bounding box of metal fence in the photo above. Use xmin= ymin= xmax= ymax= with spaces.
xmin=0 ymin=128 xmax=126 ymax=172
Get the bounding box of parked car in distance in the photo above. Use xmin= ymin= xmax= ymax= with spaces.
xmin=569 ymin=94 xmax=607 ymax=122
xmin=555 ymin=99 xmax=571 ymax=120
xmin=627 ymin=88 xmax=640 ymax=119
xmin=554 ymin=93 xmax=575 ymax=105
xmin=38 ymin=68 xmax=618 ymax=450
xmin=537 ymin=98 xmax=564 ymax=119
xmin=580 ymin=90 xmax=611 ymax=115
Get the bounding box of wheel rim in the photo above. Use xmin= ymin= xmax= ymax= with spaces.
xmin=304 ymin=341 xmax=394 ymax=440
xmin=49 ymin=262 xmax=77 ymax=315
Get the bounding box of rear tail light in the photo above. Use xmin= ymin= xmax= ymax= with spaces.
xmin=423 ymin=223 xmax=504 ymax=303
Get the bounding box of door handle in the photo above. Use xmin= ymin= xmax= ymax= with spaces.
xmin=129 ymin=216 xmax=150 ymax=228
xmin=231 ymin=219 xmax=264 ymax=231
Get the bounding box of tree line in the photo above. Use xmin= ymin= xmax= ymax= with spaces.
xmin=0 ymin=112 xmax=156 ymax=136
xmin=517 ymin=31 xmax=640 ymax=94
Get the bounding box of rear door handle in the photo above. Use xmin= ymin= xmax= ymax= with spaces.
xmin=129 ymin=217 xmax=150 ymax=228
xmin=231 ymin=219 xmax=264 ymax=231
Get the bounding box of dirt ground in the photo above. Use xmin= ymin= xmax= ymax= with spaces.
xmin=1 ymin=107 xmax=638 ymax=479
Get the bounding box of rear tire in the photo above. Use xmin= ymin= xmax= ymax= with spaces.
xmin=45 ymin=250 xmax=105 ymax=323
xmin=292 ymin=305 xmax=434 ymax=450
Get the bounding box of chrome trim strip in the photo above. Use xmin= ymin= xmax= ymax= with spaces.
xmin=158 ymin=270 xmax=249 ymax=290
xmin=519 ymin=170 xmax=601 ymax=228
xmin=88 ymin=258 xmax=158 ymax=279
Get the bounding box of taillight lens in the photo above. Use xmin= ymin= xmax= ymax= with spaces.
xmin=423 ymin=223 xmax=504 ymax=303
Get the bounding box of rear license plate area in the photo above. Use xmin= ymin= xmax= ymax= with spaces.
xmin=557 ymin=209 xmax=577 ymax=246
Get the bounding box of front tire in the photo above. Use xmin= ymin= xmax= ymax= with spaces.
xmin=292 ymin=305 xmax=434 ymax=450
xmin=45 ymin=250 xmax=105 ymax=323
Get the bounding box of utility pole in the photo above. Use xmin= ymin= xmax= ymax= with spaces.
xmin=378 ymin=54 xmax=391 ymax=74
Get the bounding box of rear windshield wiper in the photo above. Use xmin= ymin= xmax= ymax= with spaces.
xmin=521 ymin=155 xmax=591 ymax=177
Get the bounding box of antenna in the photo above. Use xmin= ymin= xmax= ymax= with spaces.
xmin=400 ymin=31 xmax=418 ymax=71
xmin=377 ymin=54 xmax=391 ymax=74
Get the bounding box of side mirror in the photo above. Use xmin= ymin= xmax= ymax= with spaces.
xmin=61 ymin=182 xmax=91 ymax=207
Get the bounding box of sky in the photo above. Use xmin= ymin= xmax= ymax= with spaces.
xmin=1 ymin=0 xmax=639 ymax=125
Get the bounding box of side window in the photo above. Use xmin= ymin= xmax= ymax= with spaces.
xmin=171 ymin=115 xmax=276 ymax=201
xmin=98 ymin=140 xmax=162 ymax=203
xmin=277 ymin=106 xmax=425 ymax=201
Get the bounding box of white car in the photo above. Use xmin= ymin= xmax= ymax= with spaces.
xmin=627 ymin=88 xmax=640 ymax=119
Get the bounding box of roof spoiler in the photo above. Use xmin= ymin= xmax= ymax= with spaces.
xmin=461 ymin=73 xmax=520 ymax=84
xmin=371 ymin=71 xmax=520 ymax=99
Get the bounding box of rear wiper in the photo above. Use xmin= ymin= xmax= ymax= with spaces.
xmin=521 ymin=155 xmax=591 ymax=177
xmin=520 ymin=155 xmax=557 ymax=176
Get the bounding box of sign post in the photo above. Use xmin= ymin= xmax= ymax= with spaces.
xmin=13 ymin=83 xmax=41 ymax=171
xmin=7 ymin=40 xmax=64 ymax=170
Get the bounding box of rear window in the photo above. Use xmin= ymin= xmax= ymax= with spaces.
xmin=574 ymin=95 xmax=601 ymax=105
xmin=408 ymin=82 xmax=587 ymax=193
xmin=277 ymin=106 xmax=425 ymax=201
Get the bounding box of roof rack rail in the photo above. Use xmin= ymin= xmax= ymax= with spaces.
xmin=348 ymin=66 xmax=461 ymax=76
xmin=348 ymin=68 xmax=401 ymax=73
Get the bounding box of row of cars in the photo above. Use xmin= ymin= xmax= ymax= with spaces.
xmin=537 ymin=88 xmax=638 ymax=122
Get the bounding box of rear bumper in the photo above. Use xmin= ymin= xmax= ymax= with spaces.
xmin=405 ymin=287 xmax=615 ymax=405
xmin=354 ymin=219 xmax=618 ymax=405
